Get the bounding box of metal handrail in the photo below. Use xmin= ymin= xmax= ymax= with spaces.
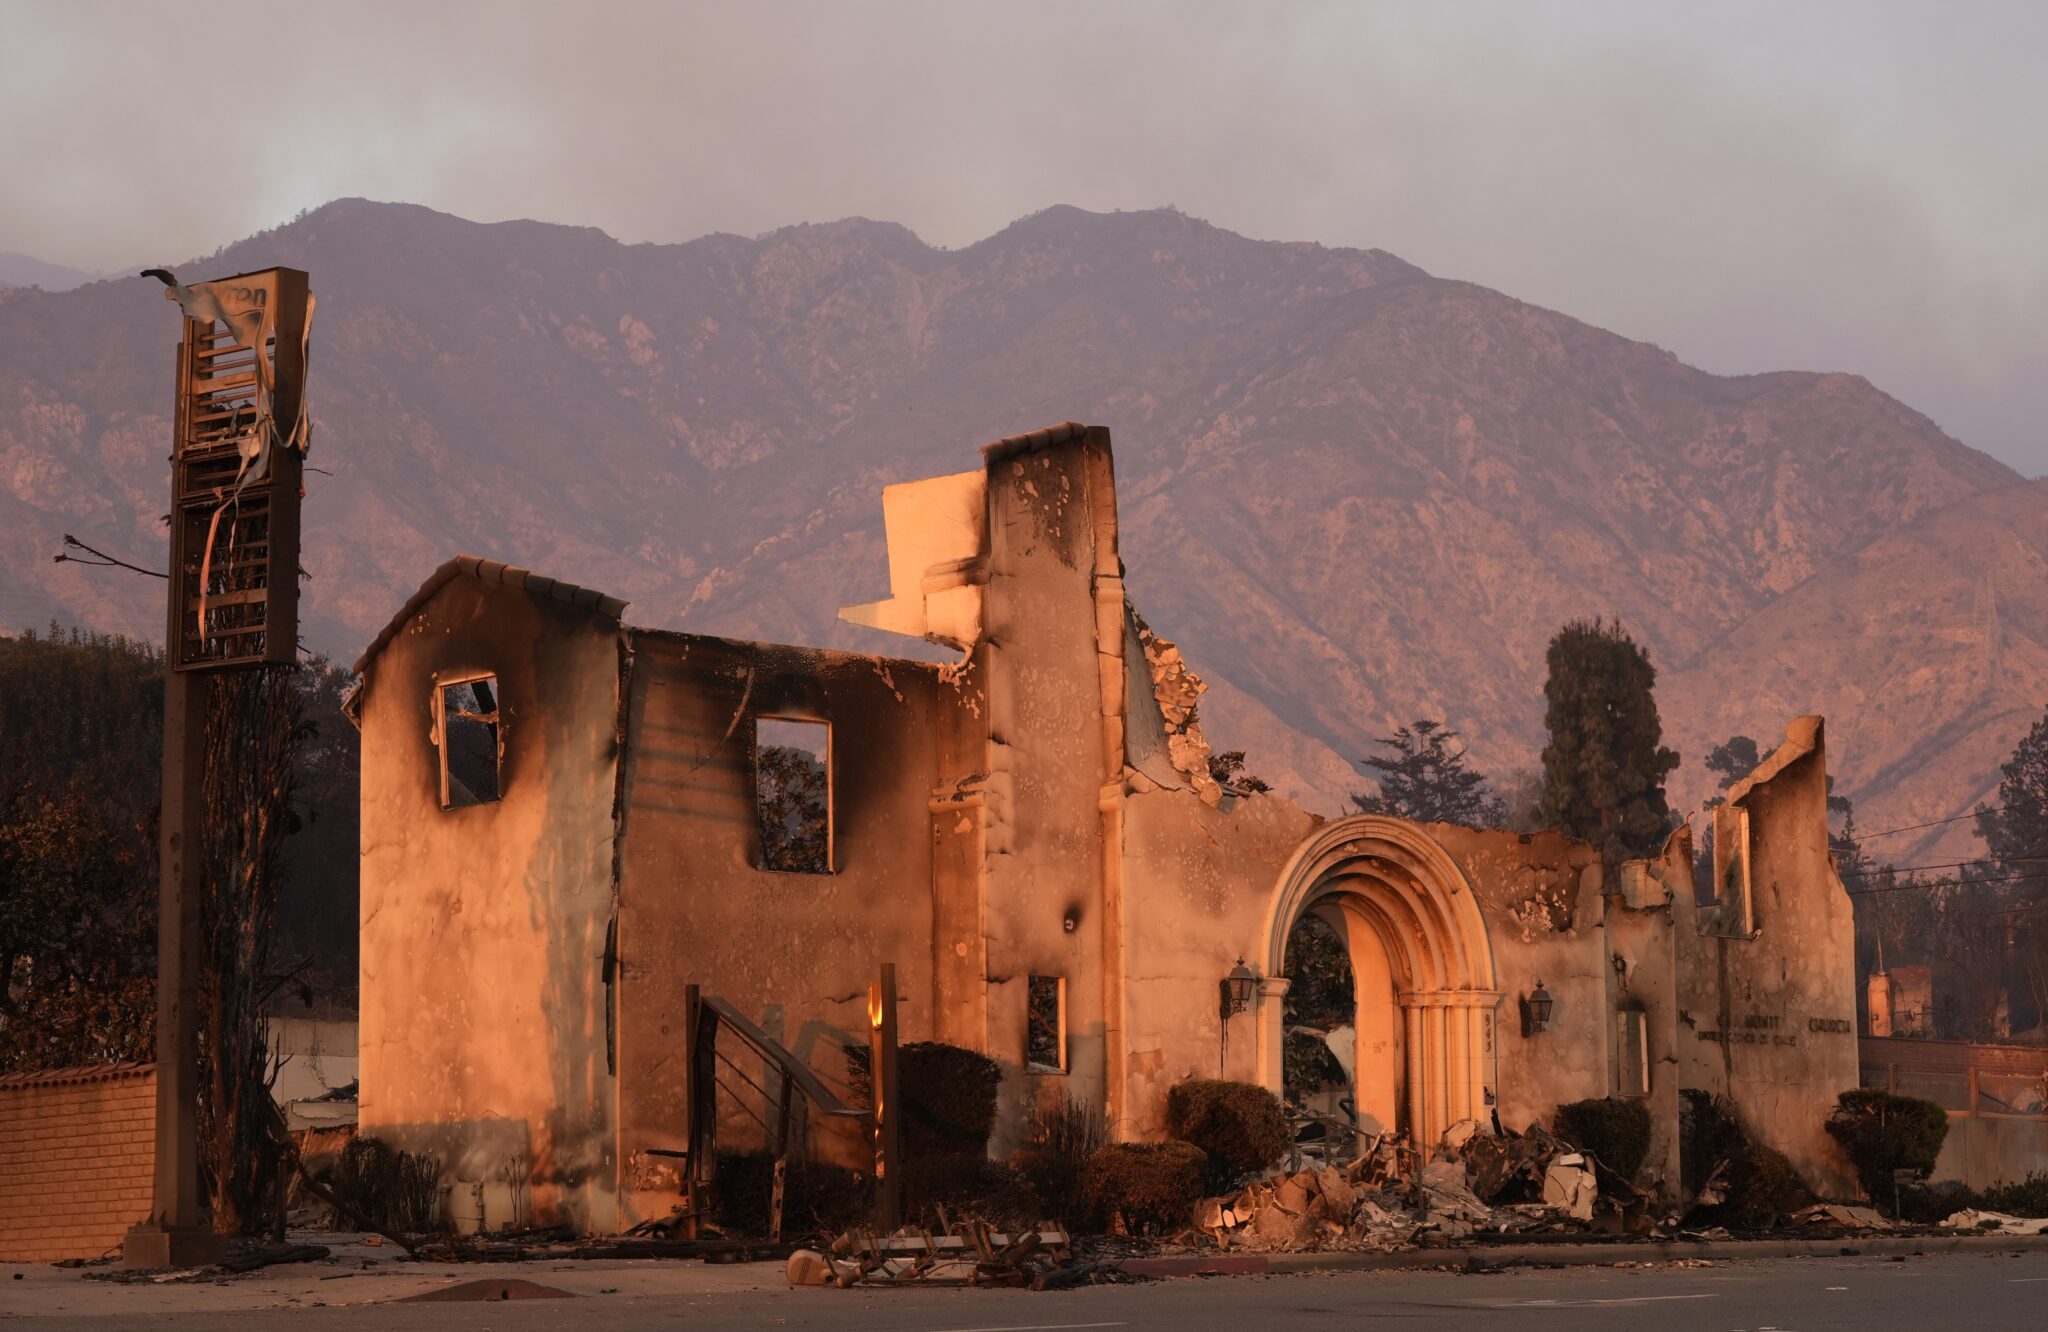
xmin=700 ymin=996 xmax=867 ymax=1119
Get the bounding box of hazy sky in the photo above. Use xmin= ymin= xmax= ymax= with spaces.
xmin=5 ymin=0 xmax=2043 ymax=473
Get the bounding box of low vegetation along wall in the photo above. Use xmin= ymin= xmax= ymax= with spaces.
xmin=0 ymin=1063 xmax=156 ymax=1262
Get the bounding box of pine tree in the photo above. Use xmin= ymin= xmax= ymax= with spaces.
xmin=1701 ymin=734 xmax=1760 ymax=809
xmin=1352 ymin=719 xmax=1507 ymax=827
xmin=1975 ymin=709 xmax=2048 ymax=872
xmin=1537 ymin=619 xmax=1680 ymax=864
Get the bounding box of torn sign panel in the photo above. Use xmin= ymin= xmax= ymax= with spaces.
xmin=152 ymin=267 xmax=317 ymax=667
xmin=148 ymin=267 xmax=318 ymax=469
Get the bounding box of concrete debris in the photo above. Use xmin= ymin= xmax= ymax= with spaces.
xmin=1459 ymin=1121 xmax=1571 ymax=1200
xmin=1195 ymin=1132 xmax=1570 ymax=1252
xmin=1440 ymin=1118 xmax=1484 ymax=1155
xmin=1193 ymin=1121 xmax=1701 ymax=1254
xmin=1941 ymin=1210 xmax=2048 ymax=1236
xmin=1542 ymin=1154 xmax=1598 ymax=1222
xmin=1789 ymin=1203 xmax=1892 ymax=1232
xmin=1421 ymin=1161 xmax=1493 ymax=1230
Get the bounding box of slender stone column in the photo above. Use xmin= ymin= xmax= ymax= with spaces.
xmin=1255 ymin=977 xmax=1292 ymax=1095
xmin=1433 ymin=1000 xmax=1449 ymax=1139
xmin=1402 ymin=1000 xmax=1424 ymax=1141
xmin=1443 ymin=999 xmax=1466 ymax=1125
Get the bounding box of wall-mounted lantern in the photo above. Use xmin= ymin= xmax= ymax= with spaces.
xmin=1521 ymin=980 xmax=1556 ymax=1037
xmin=1221 ymin=958 xmax=1259 ymax=1017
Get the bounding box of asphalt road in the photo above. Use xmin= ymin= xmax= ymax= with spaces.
xmin=12 ymin=1247 xmax=2048 ymax=1331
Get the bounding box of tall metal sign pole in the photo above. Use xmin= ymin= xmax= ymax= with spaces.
xmin=125 ymin=267 xmax=312 ymax=1268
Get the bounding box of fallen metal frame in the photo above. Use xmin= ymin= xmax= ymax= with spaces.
xmin=825 ymin=1221 xmax=1074 ymax=1288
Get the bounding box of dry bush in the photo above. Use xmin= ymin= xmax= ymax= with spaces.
xmin=1080 ymin=1142 xmax=1207 ymax=1235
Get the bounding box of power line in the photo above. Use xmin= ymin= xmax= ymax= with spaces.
xmin=54 ymin=534 xmax=166 ymax=580
xmin=1845 ymin=871 xmax=2048 ymax=896
xmin=1852 ymin=799 xmax=2040 ymax=841
xmin=1838 ymin=854 xmax=2048 ymax=878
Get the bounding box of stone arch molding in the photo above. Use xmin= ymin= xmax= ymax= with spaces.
xmin=1254 ymin=814 xmax=1501 ymax=1145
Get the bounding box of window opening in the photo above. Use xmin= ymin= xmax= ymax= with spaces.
xmin=1705 ymin=803 xmax=1754 ymax=936
xmin=756 ymin=717 xmax=830 ymax=873
xmin=438 ymin=675 xmax=500 ymax=809
xmin=1027 ymin=975 xmax=1067 ymax=1073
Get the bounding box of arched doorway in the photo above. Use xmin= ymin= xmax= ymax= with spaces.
xmin=1257 ymin=816 xmax=1500 ymax=1147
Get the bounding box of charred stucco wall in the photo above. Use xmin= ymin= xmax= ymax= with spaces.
xmin=974 ymin=432 xmax=1121 ymax=1151
xmin=611 ymin=632 xmax=943 ymax=1223
xmin=1604 ymin=835 xmax=1689 ymax=1201
xmin=1675 ymin=717 xmax=1861 ymax=1198
xmin=1450 ymin=831 xmax=1607 ymax=1125
xmin=929 ymin=644 xmax=994 ymax=1058
xmin=357 ymin=577 xmax=622 ymax=1233
xmin=1442 ymin=827 xmax=1686 ymax=1199
xmin=1117 ymin=789 xmax=1318 ymax=1134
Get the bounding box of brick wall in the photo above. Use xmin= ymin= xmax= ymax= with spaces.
xmin=0 ymin=1063 xmax=155 ymax=1262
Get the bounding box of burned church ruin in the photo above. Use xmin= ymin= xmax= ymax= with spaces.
xmin=350 ymin=422 xmax=1860 ymax=1232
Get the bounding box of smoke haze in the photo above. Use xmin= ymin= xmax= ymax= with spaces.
xmin=3 ymin=0 xmax=2042 ymax=470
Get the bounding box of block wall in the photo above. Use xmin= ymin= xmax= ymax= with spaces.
xmin=0 ymin=1063 xmax=155 ymax=1262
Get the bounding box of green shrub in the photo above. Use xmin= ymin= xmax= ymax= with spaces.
xmin=1080 ymin=1142 xmax=1207 ymax=1235
xmin=845 ymin=1041 xmax=1004 ymax=1158
xmin=1825 ymin=1089 xmax=1948 ymax=1209
xmin=711 ymin=1151 xmax=871 ymax=1239
xmin=1012 ymin=1090 xmax=1107 ymax=1224
xmin=322 ymin=1135 xmax=446 ymax=1234
xmin=1555 ymin=1096 xmax=1654 ymax=1182
xmin=1164 ymin=1079 xmax=1290 ymax=1192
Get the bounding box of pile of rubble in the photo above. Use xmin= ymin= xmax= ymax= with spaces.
xmin=1941 ymin=1209 xmax=2048 ymax=1236
xmin=1195 ymin=1121 xmax=1661 ymax=1252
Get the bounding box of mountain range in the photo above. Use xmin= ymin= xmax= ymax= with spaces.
xmin=0 ymin=253 xmax=102 ymax=292
xmin=1 ymin=199 xmax=2039 ymax=864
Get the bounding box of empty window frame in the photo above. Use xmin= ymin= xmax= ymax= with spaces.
xmin=436 ymin=675 xmax=502 ymax=809
xmin=1707 ymin=803 xmax=1755 ymax=936
xmin=755 ymin=717 xmax=831 ymax=873
xmin=1615 ymin=1008 xmax=1650 ymax=1098
xmin=1027 ymin=975 xmax=1067 ymax=1073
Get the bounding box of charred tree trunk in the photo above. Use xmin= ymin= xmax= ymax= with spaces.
xmin=196 ymin=663 xmax=303 ymax=1235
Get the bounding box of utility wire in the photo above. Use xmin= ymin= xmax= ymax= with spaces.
xmin=53 ymin=533 xmax=167 ymax=579
xmin=1838 ymin=854 xmax=2048 ymax=879
xmin=1850 ymin=803 xmax=2037 ymax=840
xmin=1847 ymin=872 xmax=2048 ymax=897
